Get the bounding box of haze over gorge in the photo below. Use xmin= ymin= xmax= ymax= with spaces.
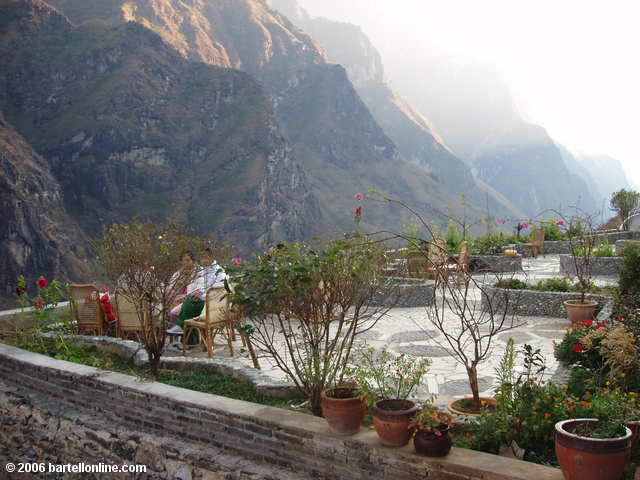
xmin=0 ymin=0 xmax=633 ymax=295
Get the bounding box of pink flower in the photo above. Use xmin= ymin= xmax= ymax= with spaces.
xmin=231 ymin=257 xmax=242 ymax=266
xmin=355 ymin=206 xmax=363 ymax=216
xmin=354 ymin=193 xmax=363 ymax=202
xmin=496 ymin=218 xmax=507 ymax=225
xmin=596 ymin=321 xmax=608 ymax=329
xmin=556 ymin=220 xmax=565 ymax=226
xmin=33 ymin=299 xmax=45 ymax=310
xmin=618 ymin=317 xmax=626 ymax=323
xmin=37 ymin=277 xmax=48 ymax=289
xmin=520 ymin=221 xmax=529 ymax=229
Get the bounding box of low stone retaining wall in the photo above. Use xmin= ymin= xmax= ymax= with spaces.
xmin=559 ymin=254 xmax=624 ymax=276
xmin=512 ymin=231 xmax=638 ymax=257
xmin=372 ymin=277 xmax=435 ymax=308
xmin=481 ymin=286 xmax=611 ymax=318
xmin=0 ymin=343 xmax=562 ymax=480
xmin=470 ymin=255 xmax=523 ymax=273
xmin=38 ymin=332 xmax=298 ymax=398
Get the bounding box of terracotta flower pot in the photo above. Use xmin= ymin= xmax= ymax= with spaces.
xmin=627 ymin=421 xmax=640 ymax=450
xmin=563 ymin=300 xmax=598 ymax=326
xmin=320 ymin=387 xmax=367 ymax=436
xmin=413 ymin=426 xmax=452 ymax=457
xmin=447 ymin=397 xmax=496 ymax=416
xmin=372 ymin=399 xmax=419 ymax=447
xmin=555 ymin=419 xmax=632 ymax=480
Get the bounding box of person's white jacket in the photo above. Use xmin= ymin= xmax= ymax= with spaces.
xmin=187 ymin=261 xmax=227 ymax=298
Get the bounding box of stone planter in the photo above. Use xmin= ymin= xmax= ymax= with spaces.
xmin=371 ymin=277 xmax=435 ymax=308
xmin=481 ymin=286 xmax=611 ymax=318
xmin=469 ymin=255 xmax=522 ymax=273
xmin=511 ymin=231 xmax=639 ymax=256
xmin=559 ymin=254 xmax=624 ymax=276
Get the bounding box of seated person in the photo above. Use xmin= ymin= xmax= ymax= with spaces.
xmin=167 ymin=248 xmax=228 ymax=342
xmin=167 ymin=250 xmax=198 ymax=325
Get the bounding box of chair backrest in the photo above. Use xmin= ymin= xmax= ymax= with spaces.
xmin=114 ymin=290 xmax=148 ymax=331
xmin=533 ymin=228 xmax=545 ymax=244
xmin=204 ymin=286 xmax=228 ymax=324
xmin=69 ymin=284 xmax=102 ymax=327
xmin=458 ymin=241 xmax=470 ymax=266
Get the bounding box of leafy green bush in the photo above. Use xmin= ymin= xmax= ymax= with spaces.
xmin=533 ymin=278 xmax=572 ymax=292
xmin=567 ymin=367 xmax=593 ymax=397
xmin=573 ymin=240 xmax=616 ymax=257
xmin=496 ymin=278 xmax=528 ymax=290
xmin=472 ymin=233 xmax=510 ymax=255
xmin=613 ymin=245 xmax=640 ymax=320
xmin=538 ymin=218 xmax=565 ymax=241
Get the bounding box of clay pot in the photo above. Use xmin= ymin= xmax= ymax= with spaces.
xmin=413 ymin=426 xmax=452 ymax=457
xmin=372 ymin=399 xmax=419 ymax=447
xmin=447 ymin=397 xmax=496 ymax=416
xmin=555 ymin=419 xmax=632 ymax=480
xmin=563 ymin=300 xmax=598 ymax=326
xmin=320 ymin=387 xmax=367 ymax=436
xmin=627 ymin=421 xmax=640 ymax=450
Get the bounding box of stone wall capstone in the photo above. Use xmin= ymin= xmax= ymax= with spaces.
xmin=558 ymin=254 xmax=624 ymax=276
xmin=0 ymin=343 xmax=563 ymax=480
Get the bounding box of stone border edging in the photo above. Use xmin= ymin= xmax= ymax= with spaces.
xmin=558 ymin=254 xmax=624 ymax=276
xmin=0 ymin=342 xmax=562 ymax=480
xmin=470 ymin=255 xmax=523 ymax=273
xmin=482 ymin=286 xmax=612 ymax=318
xmin=38 ymin=332 xmax=298 ymax=398
xmin=511 ymin=231 xmax=639 ymax=256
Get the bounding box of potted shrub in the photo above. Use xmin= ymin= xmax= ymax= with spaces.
xmin=348 ymin=345 xmax=429 ymax=446
xmin=555 ymin=418 xmax=632 ymax=480
xmin=410 ymin=404 xmax=454 ymax=457
xmin=320 ymin=384 xmax=367 ymax=435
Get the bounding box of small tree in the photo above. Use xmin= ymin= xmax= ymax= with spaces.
xmin=610 ymin=188 xmax=640 ymax=231
xmin=95 ymin=220 xmax=210 ymax=376
xmin=227 ymin=235 xmax=395 ymax=415
xmin=562 ymin=210 xmax=597 ymax=304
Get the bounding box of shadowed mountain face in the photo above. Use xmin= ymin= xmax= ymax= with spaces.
xmin=0 ymin=0 xmax=319 ymax=256
xmin=44 ymin=0 xmax=503 ymax=234
xmin=0 ymin=108 xmax=91 ymax=298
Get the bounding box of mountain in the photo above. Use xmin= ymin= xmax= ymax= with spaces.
xmin=577 ymin=154 xmax=631 ymax=203
xmin=0 ymin=108 xmax=91 ymax=298
xmin=44 ymin=0 xmax=504 ymax=233
xmin=268 ymin=0 xmax=518 ymax=218
xmin=0 ymin=0 xmax=319 ymax=255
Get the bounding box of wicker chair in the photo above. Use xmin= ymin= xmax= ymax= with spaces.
xmin=450 ymin=241 xmax=471 ymax=287
xmin=423 ymin=237 xmax=449 ymax=284
xmin=113 ymin=290 xmax=153 ymax=340
xmin=182 ymin=286 xmax=234 ymax=358
xmin=69 ymin=284 xmax=104 ymax=336
xmin=523 ymin=228 xmax=545 ymax=258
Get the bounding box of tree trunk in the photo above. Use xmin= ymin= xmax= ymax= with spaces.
xmin=467 ymin=365 xmax=481 ymax=410
xmin=149 ymin=351 xmax=161 ymax=378
xmin=311 ymin=389 xmax=323 ymax=417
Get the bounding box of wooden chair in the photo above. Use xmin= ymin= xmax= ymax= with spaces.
xmin=182 ymin=286 xmax=234 ymax=358
xmin=450 ymin=241 xmax=471 ymax=287
xmin=423 ymin=237 xmax=449 ymax=284
xmin=113 ymin=290 xmax=153 ymax=340
xmin=69 ymin=284 xmax=104 ymax=335
xmin=523 ymin=228 xmax=545 ymax=258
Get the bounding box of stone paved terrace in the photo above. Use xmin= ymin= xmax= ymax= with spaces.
xmin=163 ymin=253 xmax=618 ymax=408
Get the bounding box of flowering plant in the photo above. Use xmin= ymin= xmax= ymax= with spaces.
xmin=409 ymin=404 xmax=453 ymax=436
xmin=345 ymin=344 xmax=430 ymax=402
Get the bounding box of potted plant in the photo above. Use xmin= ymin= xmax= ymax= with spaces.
xmin=348 ymin=345 xmax=429 ymax=446
xmin=555 ymin=418 xmax=632 ymax=480
xmin=320 ymin=384 xmax=367 ymax=435
xmin=561 ymin=213 xmax=599 ymax=325
xmin=410 ymin=404 xmax=454 ymax=456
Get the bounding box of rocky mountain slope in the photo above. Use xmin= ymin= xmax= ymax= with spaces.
xmin=268 ymin=0 xmax=519 ymax=218
xmin=0 ymin=108 xmax=91 ymax=298
xmin=45 ymin=0 xmax=500 ymax=233
xmin=576 ymin=154 xmax=631 ymax=204
xmin=0 ymin=0 xmax=319 ymax=255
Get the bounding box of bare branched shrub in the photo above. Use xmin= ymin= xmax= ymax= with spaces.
xmin=227 ymin=235 xmax=397 ymax=415
xmin=95 ymin=220 xmax=214 ymax=376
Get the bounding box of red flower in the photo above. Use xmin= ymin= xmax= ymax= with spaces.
xmin=355 ymin=206 xmax=363 ymax=216
xmin=573 ymin=344 xmax=584 ymax=353
xmin=15 ymin=285 xmax=27 ymax=296
xmin=33 ymin=299 xmax=45 ymax=310
xmin=618 ymin=317 xmax=626 ymax=323
xmin=596 ymin=321 xmax=608 ymax=329
xmin=582 ymin=319 xmax=593 ymax=328
xmin=37 ymin=277 xmax=48 ymax=289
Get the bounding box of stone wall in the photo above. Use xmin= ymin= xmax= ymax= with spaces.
xmin=470 ymin=255 xmax=522 ymax=273
xmin=512 ymin=231 xmax=638 ymax=257
xmin=482 ymin=286 xmax=612 ymax=318
xmin=372 ymin=278 xmax=435 ymax=308
xmin=0 ymin=343 xmax=562 ymax=480
xmin=559 ymin=254 xmax=624 ymax=276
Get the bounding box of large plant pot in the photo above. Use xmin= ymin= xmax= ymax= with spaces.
xmin=413 ymin=426 xmax=452 ymax=457
xmin=628 ymin=421 xmax=640 ymax=450
xmin=320 ymin=387 xmax=367 ymax=436
xmin=372 ymin=399 xmax=419 ymax=447
xmin=563 ymin=300 xmax=598 ymax=326
xmin=555 ymin=419 xmax=632 ymax=480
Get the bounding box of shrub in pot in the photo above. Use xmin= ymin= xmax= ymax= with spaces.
xmin=410 ymin=404 xmax=453 ymax=457
xmin=320 ymin=385 xmax=367 ymax=435
xmin=348 ymin=344 xmax=429 ymax=446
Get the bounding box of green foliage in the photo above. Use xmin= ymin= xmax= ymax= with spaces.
xmin=613 ymin=245 xmax=640 ymax=320
xmin=443 ymin=221 xmax=471 ymax=254
xmin=533 ymin=278 xmax=573 ymax=292
xmin=403 ymin=224 xmax=425 ymax=252
xmin=495 ymin=278 xmax=528 ymax=290
xmin=472 ymin=233 xmax=510 ymax=255
xmin=567 ymin=367 xmax=593 ymax=397
xmin=538 ymin=218 xmax=564 ymax=241
xmin=573 ymin=240 xmax=616 ymax=258
xmin=610 ymin=188 xmax=640 ymax=231
xmin=346 ymin=344 xmax=430 ymax=402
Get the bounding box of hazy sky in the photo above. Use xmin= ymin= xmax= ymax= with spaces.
xmin=297 ymin=0 xmax=640 ymax=186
